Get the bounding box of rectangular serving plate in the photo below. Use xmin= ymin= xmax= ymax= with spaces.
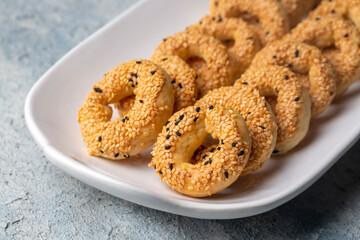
xmin=24 ymin=0 xmax=360 ymax=219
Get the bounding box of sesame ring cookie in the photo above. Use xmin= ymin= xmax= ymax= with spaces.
xmin=115 ymin=55 xmax=197 ymax=114
xmin=309 ymin=0 xmax=360 ymax=30
xmin=189 ymin=15 xmax=260 ymax=80
xmin=153 ymin=29 xmax=232 ymax=98
xmin=209 ymin=0 xmax=290 ymax=46
xmin=280 ymin=0 xmax=321 ymax=27
xmin=235 ymin=66 xmax=311 ymax=154
xmin=149 ymin=105 xmax=251 ymax=197
xmin=250 ymin=40 xmax=336 ymax=116
xmin=284 ymin=17 xmax=360 ymax=96
xmin=78 ymin=59 xmax=174 ymax=160
xmin=197 ymin=86 xmax=278 ymax=176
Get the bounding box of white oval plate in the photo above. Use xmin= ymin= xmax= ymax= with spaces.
xmin=24 ymin=0 xmax=360 ymax=219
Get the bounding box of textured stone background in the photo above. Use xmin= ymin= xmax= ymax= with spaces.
xmin=1 ymin=0 xmax=360 ymax=239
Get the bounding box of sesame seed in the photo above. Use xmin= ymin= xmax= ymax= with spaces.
xmin=159 ymin=170 xmax=163 ymax=174
xmin=294 ymin=97 xmax=300 ymax=101
xmin=153 ymin=166 xmax=156 ymax=169
xmin=295 ymin=50 xmax=299 ymax=58
xmin=242 ymin=82 xmax=248 ymax=85
xmin=209 ymin=105 xmax=214 ymax=110
xmin=218 ymin=15 xmax=222 ymax=22
xmin=93 ymin=88 xmax=102 ymax=93
xmin=196 ymin=107 xmax=200 ymax=112
xmin=176 ymin=131 xmax=181 ymax=136
xmin=122 ymin=118 xmax=125 ymax=123
xmin=225 ymin=171 xmax=229 ymax=178
xmin=221 ymin=139 xmax=224 ymax=144
xmin=265 ymin=31 xmax=270 ymax=35
xmin=150 ymin=71 xmax=156 ymax=75
xmin=315 ymin=17 xmax=321 ymax=21
xmin=136 ymin=61 xmax=141 ymax=64
xmin=273 ymin=55 xmax=277 ymax=59
xmin=135 ymin=82 xmax=138 ymax=85
xmin=204 ymin=161 xmax=210 ymax=165
xmin=100 ymin=150 xmax=104 ymax=153
xmin=178 ymin=83 xmax=183 ymax=88
xmin=247 ymin=112 xmax=251 ymax=115
xmin=331 ymin=9 xmax=335 ymax=14
xmin=344 ymin=33 xmax=349 ymax=38
xmin=285 ymin=75 xmax=289 ymax=80
xmin=163 ymin=38 xmax=166 ymax=41
xmin=273 ymin=150 xmax=279 ymax=154
xmin=115 ymin=153 xmax=119 ymax=158
xmin=131 ymin=84 xmax=135 ymax=88
xmin=217 ymin=147 xmax=221 ymax=150
xmin=246 ymin=37 xmax=253 ymax=40
xmin=214 ymin=1 xmax=218 ymax=6
xmin=212 ymin=17 xmax=216 ymax=21
xmin=166 ymin=135 xmax=171 ymax=139
xmin=139 ymin=99 xmax=143 ymax=103
xmin=208 ymin=158 xmax=212 ymax=164
xmin=179 ymin=115 xmax=184 ymax=120
xmin=238 ymin=150 xmax=245 ymax=156
xmin=165 ymin=145 xmax=171 ymax=150
xmin=169 ymin=163 xmax=173 ymax=170
xmin=232 ymin=142 xmax=237 ymax=147
xmin=131 ymin=73 xmax=138 ymax=78
xmin=166 ymin=127 xmax=169 ymax=131
xmin=165 ymin=121 xmax=170 ymax=125
xmin=175 ymin=120 xmax=180 ymax=125
xmin=162 ymin=58 xmax=168 ymax=61
xmin=288 ymin=63 xmax=293 ymax=68
xmin=128 ymin=78 xmax=133 ymax=82
xmin=210 ymin=148 xmax=215 ymax=152
xmin=193 ymin=117 xmax=198 ymax=122
xmin=171 ymin=79 xmax=176 ymax=84
xmin=202 ymin=154 xmax=207 ymax=159
xmin=259 ymin=126 xmax=266 ymax=129
xmin=98 ymin=136 xmax=102 ymax=142
xmin=123 ymin=154 xmax=130 ymax=158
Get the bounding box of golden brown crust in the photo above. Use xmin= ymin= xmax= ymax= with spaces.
xmin=197 ymin=86 xmax=278 ymax=175
xmin=284 ymin=16 xmax=360 ymax=96
xmin=309 ymin=0 xmax=360 ymax=30
xmin=235 ymin=66 xmax=311 ymax=154
xmin=209 ymin=0 xmax=290 ymax=46
xmin=153 ymin=29 xmax=232 ymax=97
xmin=78 ymin=59 xmax=174 ymax=160
xmin=280 ymin=0 xmax=320 ymax=27
xmin=150 ymin=105 xmax=251 ymax=197
xmin=189 ymin=15 xmax=260 ymax=80
xmin=250 ymin=40 xmax=336 ymax=116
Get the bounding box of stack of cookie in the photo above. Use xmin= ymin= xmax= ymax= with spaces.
xmin=78 ymin=0 xmax=360 ymax=197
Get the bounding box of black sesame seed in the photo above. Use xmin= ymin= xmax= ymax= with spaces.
xmin=242 ymin=82 xmax=248 ymax=85
xmin=232 ymin=142 xmax=237 ymax=147
xmin=176 ymin=131 xmax=181 ymax=136
xmin=125 ymin=116 xmax=129 ymax=120
xmin=94 ymin=87 xmax=102 ymax=93
xmin=344 ymin=33 xmax=349 ymax=38
xmin=212 ymin=17 xmax=216 ymax=21
xmin=128 ymin=78 xmax=133 ymax=82
xmin=139 ymin=99 xmax=143 ymax=103
xmin=115 ymin=153 xmax=119 ymax=158
xmin=256 ymin=19 xmax=260 ymax=24
xmin=246 ymin=37 xmax=253 ymax=40
xmin=166 ymin=121 xmax=170 ymax=125
xmin=273 ymin=150 xmax=279 ymax=154
xmin=294 ymin=97 xmax=300 ymax=102
xmin=122 ymin=118 xmax=125 ymax=123
xmin=285 ymin=75 xmax=289 ymax=80
xmin=165 ymin=145 xmax=171 ymax=150
xmin=221 ymin=139 xmax=224 ymax=144
xmin=208 ymin=158 xmax=212 ymax=164
xmin=202 ymin=154 xmax=207 ymax=159
xmin=159 ymin=170 xmax=163 ymax=174
xmin=247 ymin=112 xmax=251 ymax=115
xmin=163 ymin=38 xmax=166 ymax=41
xmin=315 ymin=17 xmax=321 ymax=21
xmin=193 ymin=117 xmax=198 ymax=122
xmin=169 ymin=163 xmax=173 ymax=170
xmin=179 ymin=115 xmax=184 ymax=120
xmin=98 ymin=136 xmax=102 ymax=142
xmin=288 ymin=63 xmax=293 ymax=68
xmin=218 ymin=15 xmax=222 ymax=22
xmin=331 ymin=9 xmax=335 ymax=14
xmin=210 ymin=148 xmax=215 ymax=152
xmin=162 ymin=58 xmax=168 ymax=61
xmin=217 ymin=147 xmax=221 ymax=150
xmin=171 ymin=79 xmax=176 ymax=84
xmin=238 ymin=150 xmax=245 ymax=156
xmin=136 ymin=61 xmax=141 ymax=64
xmin=100 ymin=150 xmax=104 ymax=153
xmin=131 ymin=73 xmax=138 ymax=78
xmin=151 ymin=70 xmax=156 ymax=75
xmin=225 ymin=171 xmax=229 ymax=179
xmin=259 ymin=126 xmax=266 ymax=129
xmin=135 ymin=82 xmax=138 ymax=85
xmin=196 ymin=107 xmax=200 ymax=112
xmin=153 ymin=166 xmax=156 ymax=169
xmin=166 ymin=127 xmax=170 ymax=131
xmin=124 ymin=154 xmax=130 ymax=158
xmin=166 ymin=135 xmax=171 ymax=139
xmin=273 ymin=55 xmax=277 ymax=59
xmin=209 ymin=105 xmax=214 ymax=110
xmin=175 ymin=120 xmax=180 ymax=125
xmin=265 ymin=31 xmax=270 ymax=35
xmin=178 ymin=83 xmax=183 ymax=88
xmin=295 ymin=50 xmax=299 ymax=58
xmin=131 ymin=84 xmax=135 ymax=88
xmin=201 ymin=146 xmax=206 ymax=150
xmin=204 ymin=161 xmax=209 ymax=165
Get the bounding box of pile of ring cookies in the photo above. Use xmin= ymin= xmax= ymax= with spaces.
xmin=78 ymin=0 xmax=360 ymax=197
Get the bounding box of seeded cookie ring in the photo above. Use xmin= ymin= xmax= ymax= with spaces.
xmin=250 ymin=40 xmax=336 ymax=116
xmin=78 ymin=59 xmax=174 ymax=160
xmin=235 ymin=66 xmax=311 ymax=154
xmin=149 ymin=105 xmax=251 ymax=197
xmin=153 ymin=29 xmax=232 ymax=97
xmin=198 ymin=86 xmax=278 ymax=175
xmin=284 ymin=17 xmax=360 ymax=96
xmin=115 ymin=55 xmax=197 ymax=113
xmin=309 ymin=0 xmax=360 ymax=30
xmin=189 ymin=15 xmax=260 ymax=80
xmin=209 ymin=0 xmax=290 ymax=46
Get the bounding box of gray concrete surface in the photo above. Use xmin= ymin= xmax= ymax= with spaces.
xmin=1 ymin=0 xmax=360 ymax=239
